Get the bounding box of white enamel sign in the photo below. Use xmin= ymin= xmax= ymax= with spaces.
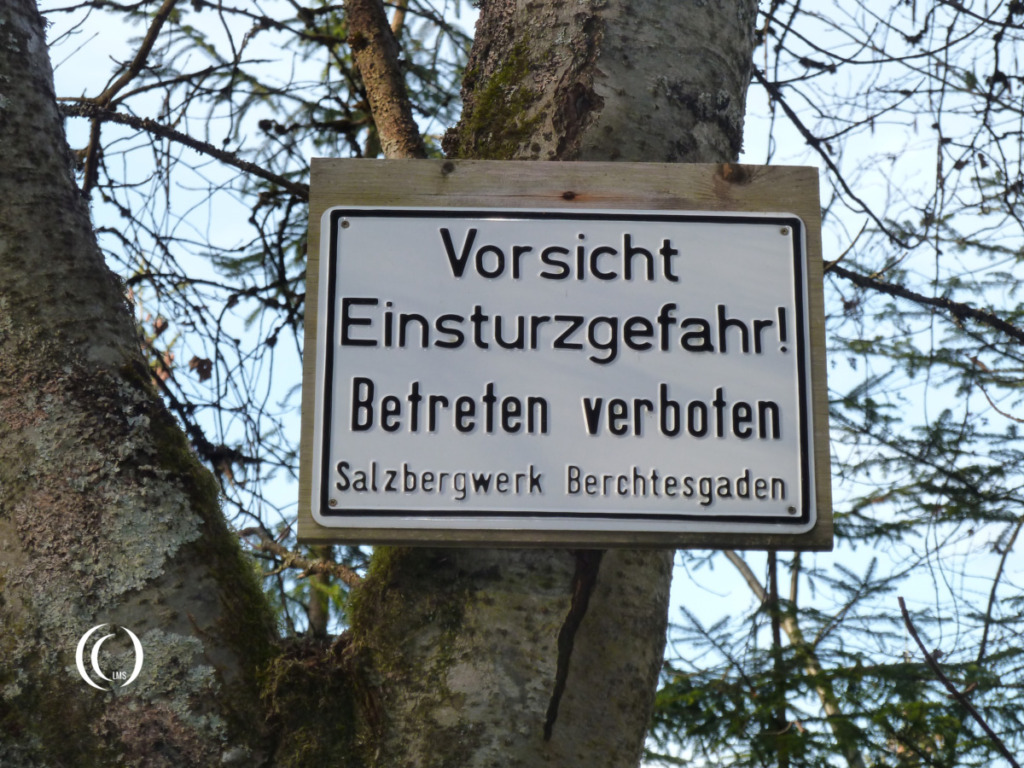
xmin=310 ymin=208 xmax=816 ymax=535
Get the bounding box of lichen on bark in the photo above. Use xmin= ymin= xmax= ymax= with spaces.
xmin=0 ymin=2 xmax=279 ymax=763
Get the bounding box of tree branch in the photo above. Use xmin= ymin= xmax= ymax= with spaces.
xmin=59 ymin=102 xmax=310 ymax=199
xmin=95 ymin=0 xmax=179 ymax=107
xmin=977 ymin=519 xmax=1023 ymax=663
xmin=724 ymin=549 xmax=766 ymax=600
xmin=239 ymin=528 xmax=363 ymax=588
xmin=898 ymin=597 xmax=1021 ymax=768
xmin=389 ymin=0 xmax=409 ymax=35
xmin=343 ymin=0 xmax=426 ymax=159
xmin=768 ymin=553 xmax=792 ymax=768
xmin=81 ymin=0 xmax=179 ymax=193
xmin=752 ymin=67 xmax=915 ymax=250
xmin=829 ymin=262 xmax=1024 ymax=345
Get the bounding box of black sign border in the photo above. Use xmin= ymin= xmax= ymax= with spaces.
xmin=317 ymin=208 xmax=812 ymax=530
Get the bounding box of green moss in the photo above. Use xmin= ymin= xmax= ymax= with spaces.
xmin=450 ymin=38 xmax=543 ymax=159
xmin=350 ymin=548 xmax=469 ymax=667
xmin=0 ymin=623 xmax=117 ymax=767
xmin=259 ymin=638 xmax=363 ymax=768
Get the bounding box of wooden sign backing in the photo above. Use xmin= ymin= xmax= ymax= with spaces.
xmin=299 ymin=159 xmax=832 ymax=550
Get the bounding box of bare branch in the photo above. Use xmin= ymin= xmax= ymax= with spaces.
xmin=344 ymin=0 xmax=426 ymax=159
xmin=95 ymin=0 xmax=179 ymax=107
xmin=978 ymin=519 xmax=1023 ymax=663
xmin=239 ymin=529 xmax=363 ymax=588
xmin=753 ymin=67 xmax=915 ymax=250
xmin=724 ymin=549 xmax=767 ymax=601
xmin=59 ymin=102 xmax=310 ymax=199
xmin=80 ymin=0 xmax=179 ymax=192
xmin=829 ymin=262 xmax=1024 ymax=345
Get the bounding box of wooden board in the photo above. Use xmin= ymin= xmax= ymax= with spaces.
xmin=299 ymin=159 xmax=832 ymax=550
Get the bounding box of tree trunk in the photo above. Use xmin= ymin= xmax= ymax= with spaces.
xmin=1 ymin=0 xmax=757 ymax=764
xmin=353 ymin=1 xmax=758 ymax=766
xmin=0 ymin=3 xmax=278 ymax=764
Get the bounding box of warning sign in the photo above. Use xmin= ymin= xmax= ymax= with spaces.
xmin=298 ymin=160 xmax=831 ymax=549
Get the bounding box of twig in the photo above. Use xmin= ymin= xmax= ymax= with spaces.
xmin=96 ymin=0 xmax=180 ymax=106
xmin=753 ymin=67 xmax=913 ymax=250
xmin=973 ymin=375 xmax=1024 ymax=425
xmin=59 ymin=103 xmax=310 ymax=200
xmin=343 ymin=0 xmax=426 ymax=158
xmin=81 ymin=0 xmax=180 ymax=192
xmin=239 ymin=528 xmax=363 ymax=588
xmin=978 ymin=519 xmax=1023 ymax=663
xmin=823 ymin=220 xmax=867 ymax=274
xmin=898 ymin=596 xmax=1020 ymax=768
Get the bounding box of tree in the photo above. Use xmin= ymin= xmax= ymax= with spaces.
xmin=2 ymin=0 xmax=757 ymax=764
xmin=5 ymin=0 xmax=1024 ymax=766
xmin=647 ymin=2 xmax=1024 ymax=766
xmin=0 ymin=2 xmax=276 ymax=764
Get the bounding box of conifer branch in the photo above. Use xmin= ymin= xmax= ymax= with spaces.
xmin=830 ymin=263 xmax=1024 ymax=345
xmin=898 ymin=597 xmax=1021 ymax=768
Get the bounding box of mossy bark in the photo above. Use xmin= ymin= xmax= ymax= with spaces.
xmin=0 ymin=0 xmax=760 ymax=764
xmin=362 ymin=1 xmax=759 ymax=766
xmin=444 ymin=0 xmax=756 ymax=163
xmin=0 ymin=3 xmax=280 ymax=764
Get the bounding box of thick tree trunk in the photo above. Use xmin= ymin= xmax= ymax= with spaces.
xmin=1 ymin=0 xmax=757 ymax=764
xmin=354 ymin=1 xmax=758 ymax=766
xmin=0 ymin=3 xmax=278 ymax=764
